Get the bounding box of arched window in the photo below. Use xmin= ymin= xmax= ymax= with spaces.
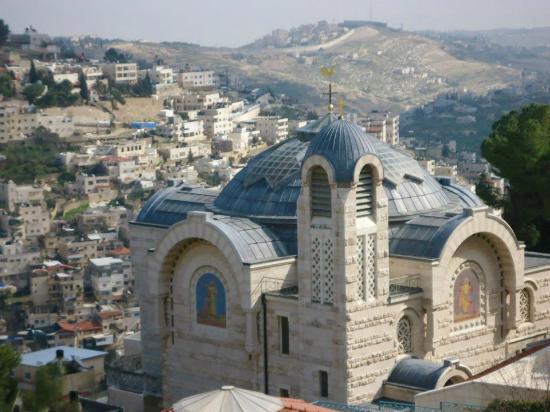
xmin=357 ymin=166 xmax=374 ymax=218
xmin=519 ymin=288 xmax=532 ymax=323
xmin=397 ymin=316 xmax=412 ymax=354
xmin=310 ymin=166 xmax=331 ymax=218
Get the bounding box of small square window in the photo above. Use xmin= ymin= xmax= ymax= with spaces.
xmin=279 ymin=388 xmax=289 ymax=398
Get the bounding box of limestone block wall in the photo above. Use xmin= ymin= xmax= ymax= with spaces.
xmin=129 ymin=223 xmax=166 ymax=384
xmin=163 ymin=242 xmax=253 ymax=404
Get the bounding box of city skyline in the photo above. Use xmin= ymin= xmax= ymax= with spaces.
xmin=2 ymin=0 xmax=550 ymax=47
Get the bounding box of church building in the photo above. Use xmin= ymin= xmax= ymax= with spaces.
xmin=129 ymin=115 xmax=550 ymax=406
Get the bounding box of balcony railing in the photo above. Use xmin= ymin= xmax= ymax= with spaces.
xmin=251 ymin=276 xmax=298 ymax=303
xmin=389 ymin=274 xmax=423 ymax=298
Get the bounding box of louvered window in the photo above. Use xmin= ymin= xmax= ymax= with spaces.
xmin=357 ymin=166 xmax=374 ymax=218
xmin=311 ymin=167 xmax=331 ymax=218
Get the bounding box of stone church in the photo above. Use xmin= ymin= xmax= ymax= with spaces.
xmin=129 ymin=115 xmax=550 ymax=406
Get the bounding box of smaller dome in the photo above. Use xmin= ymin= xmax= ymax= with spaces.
xmin=304 ymin=119 xmax=378 ymax=182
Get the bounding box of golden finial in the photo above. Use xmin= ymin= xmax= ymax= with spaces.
xmin=321 ymin=66 xmax=336 ymax=112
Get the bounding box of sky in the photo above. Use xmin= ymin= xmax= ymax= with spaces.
xmin=2 ymin=0 xmax=550 ymax=47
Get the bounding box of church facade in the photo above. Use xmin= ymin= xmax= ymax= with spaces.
xmin=130 ymin=117 xmax=550 ymax=406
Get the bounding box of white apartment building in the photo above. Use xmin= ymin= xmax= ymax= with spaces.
xmin=111 ymin=139 xmax=149 ymax=157
xmin=228 ymin=127 xmax=251 ymax=152
xmin=418 ymin=159 xmax=436 ymax=175
xmin=18 ymin=203 xmax=50 ymax=238
xmin=102 ymin=63 xmax=138 ymax=84
xmin=149 ymin=65 xmax=175 ymax=85
xmin=256 ymin=115 xmax=288 ymax=144
xmin=176 ymin=92 xmax=222 ymax=112
xmin=81 ymin=66 xmax=103 ymax=85
xmin=177 ymin=70 xmax=216 ymax=88
xmin=361 ymin=113 xmax=400 ymax=145
xmin=89 ymin=257 xmax=125 ymax=304
xmin=0 ymin=105 xmax=37 ymax=143
xmin=0 ymin=180 xmax=44 ymax=212
xmin=53 ymin=72 xmax=79 ymax=85
xmin=199 ymin=105 xmax=233 ymax=139
xmin=0 ymin=241 xmax=41 ymax=288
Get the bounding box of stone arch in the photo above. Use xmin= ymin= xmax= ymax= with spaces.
xmin=301 ymin=155 xmax=337 ymax=187
xmin=353 ymin=154 xmax=384 ymax=186
xmin=519 ymin=285 xmax=535 ymax=323
xmin=395 ymin=307 xmax=424 ymax=356
xmin=150 ymin=212 xmax=246 ymax=299
xmin=438 ymin=209 xmax=523 ymax=331
xmin=437 ymin=365 xmax=472 ymax=388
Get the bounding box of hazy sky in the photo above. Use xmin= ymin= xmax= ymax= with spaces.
xmin=2 ymin=0 xmax=549 ymax=47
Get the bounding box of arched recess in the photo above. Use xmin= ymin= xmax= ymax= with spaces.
xmin=437 ymin=366 xmax=472 ymax=388
xmin=437 ymin=211 xmax=523 ymax=334
xmin=394 ymin=307 xmax=424 ymax=356
xmin=146 ymin=213 xmax=247 ymax=350
xmin=310 ymin=166 xmax=332 ymax=218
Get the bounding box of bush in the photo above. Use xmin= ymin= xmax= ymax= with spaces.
xmin=485 ymin=399 xmax=550 ymax=412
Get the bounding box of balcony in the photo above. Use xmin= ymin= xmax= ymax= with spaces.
xmin=389 ymin=274 xmax=423 ymax=301
xmin=252 ymin=276 xmax=298 ymax=303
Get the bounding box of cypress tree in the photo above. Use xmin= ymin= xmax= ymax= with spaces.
xmin=79 ymin=72 xmax=89 ymax=101
xmin=29 ymin=60 xmax=39 ymax=83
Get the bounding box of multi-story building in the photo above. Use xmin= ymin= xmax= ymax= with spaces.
xmin=198 ymin=105 xmax=233 ymax=139
xmin=102 ymin=63 xmax=138 ymax=84
xmin=176 ymin=92 xmax=222 ymax=112
xmin=149 ymin=65 xmax=175 ymax=85
xmin=57 ymin=237 xmax=99 ymax=268
xmin=73 ymin=173 xmax=116 ymax=204
xmin=0 ymin=105 xmax=37 ymax=143
xmin=0 ymin=180 xmax=43 ymax=212
xmin=131 ymin=116 xmax=550 ymax=407
xmin=89 ymin=257 xmax=125 ymax=304
xmin=0 ymin=241 xmax=41 ymax=289
xmin=81 ymin=66 xmax=103 ymax=85
xmin=256 ymin=115 xmax=288 ymax=144
xmin=17 ymin=203 xmax=50 ymax=238
xmin=360 ymin=113 xmax=400 ymax=145
xmin=177 ymin=69 xmax=216 ymax=89
xmin=77 ymin=206 xmax=129 ymax=233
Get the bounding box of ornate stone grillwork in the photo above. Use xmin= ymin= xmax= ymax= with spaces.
xmin=356 ymin=235 xmax=365 ymax=300
xmin=519 ymin=288 xmax=531 ymax=323
xmin=311 ymin=237 xmax=322 ymax=303
xmin=397 ymin=317 xmax=412 ymax=354
xmin=365 ymin=233 xmax=376 ymax=299
xmin=324 ymin=238 xmax=334 ymax=304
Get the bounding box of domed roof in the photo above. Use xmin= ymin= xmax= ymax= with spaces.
xmin=212 ymin=119 xmax=464 ymax=221
xmin=304 ymin=120 xmax=378 ymax=182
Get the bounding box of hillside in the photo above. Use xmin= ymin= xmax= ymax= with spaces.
xmin=104 ymin=24 xmax=521 ymax=112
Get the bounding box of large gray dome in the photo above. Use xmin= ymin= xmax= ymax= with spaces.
xmin=213 ymin=119 xmax=467 ymax=221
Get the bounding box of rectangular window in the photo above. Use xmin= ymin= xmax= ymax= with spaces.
xmin=279 ymin=388 xmax=289 ymax=398
xmin=319 ymin=371 xmax=328 ymax=398
xmin=279 ymin=316 xmax=289 ymax=355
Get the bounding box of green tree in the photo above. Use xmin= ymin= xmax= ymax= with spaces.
xmin=442 ymin=143 xmax=451 ymax=158
xmin=187 ymin=149 xmax=195 ymax=164
xmin=133 ymin=72 xmax=153 ymax=97
xmin=78 ymin=72 xmax=89 ymax=102
xmin=475 ymin=174 xmax=502 ymax=209
xmin=104 ymin=47 xmax=128 ymax=63
xmin=29 ymin=60 xmax=39 ymax=84
xmin=0 ymin=345 xmax=21 ymax=412
xmin=36 ymin=80 xmax=78 ymax=108
xmin=22 ymin=83 xmax=45 ymax=104
xmin=21 ymin=363 xmax=65 ymax=412
xmin=0 ymin=19 xmax=9 ymax=47
xmin=481 ymin=104 xmax=550 ymax=251
xmin=0 ymin=74 xmax=15 ymax=98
